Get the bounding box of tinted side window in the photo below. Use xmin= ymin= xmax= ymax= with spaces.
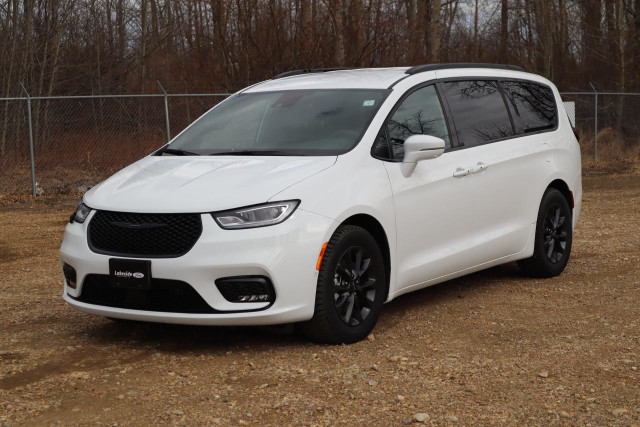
xmin=442 ymin=80 xmax=514 ymax=147
xmin=500 ymin=81 xmax=557 ymax=134
xmin=372 ymin=129 xmax=391 ymax=159
xmin=385 ymin=85 xmax=451 ymax=159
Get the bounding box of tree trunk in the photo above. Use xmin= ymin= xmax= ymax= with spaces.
xmin=634 ymin=0 xmax=640 ymax=96
xmin=1 ymin=0 xmax=19 ymax=160
xmin=116 ymin=0 xmax=125 ymax=90
xmin=332 ymin=0 xmax=346 ymax=66
xmin=405 ymin=0 xmax=418 ymax=64
xmin=473 ymin=0 xmax=479 ymax=60
xmin=615 ymin=0 xmax=625 ymax=133
xmin=430 ymin=0 xmax=441 ymax=62
xmin=150 ymin=0 xmax=159 ymax=45
xmin=34 ymin=0 xmax=53 ymax=137
xmin=140 ymin=0 xmax=147 ymax=92
xmin=415 ymin=0 xmax=427 ymax=62
xmin=584 ymin=0 xmax=603 ymax=84
xmin=443 ymin=0 xmax=459 ymax=62
xmin=500 ymin=0 xmax=508 ymax=63
xmin=534 ymin=0 xmax=552 ymax=78
xmin=350 ymin=0 xmax=364 ymax=66
xmin=301 ymin=0 xmax=311 ymax=61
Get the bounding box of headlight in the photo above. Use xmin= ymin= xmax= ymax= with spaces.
xmin=212 ymin=200 xmax=300 ymax=229
xmin=70 ymin=203 xmax=92 ymax=223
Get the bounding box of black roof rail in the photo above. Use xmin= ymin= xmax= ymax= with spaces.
xmin=405 ymin=63 xmax=525 ymax=75
xmin=272 ymin=67 xmax=354 ymax=79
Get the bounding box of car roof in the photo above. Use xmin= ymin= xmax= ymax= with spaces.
xmin=245 ymin=68 xmax=410 ymax=92
xmin=244 ymin=65 xmax=544 ymax=93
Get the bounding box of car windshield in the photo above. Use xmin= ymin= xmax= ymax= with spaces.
xmin=163 ymin=89 xmax=389 ymax=156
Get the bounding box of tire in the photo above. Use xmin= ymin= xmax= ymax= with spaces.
xmin=518 ymin=188 xmax=573 ymax=277
xmin=300 ymin=225 xmax=386 ymax=344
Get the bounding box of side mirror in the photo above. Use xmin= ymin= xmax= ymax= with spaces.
xmin=401 ymin=135 xmax=446 ymax=177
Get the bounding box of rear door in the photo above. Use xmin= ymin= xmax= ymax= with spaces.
xmin=439 ymin=79 xmax=539 ymax=266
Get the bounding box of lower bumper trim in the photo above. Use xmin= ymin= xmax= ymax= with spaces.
xmin=73 ymin=274 xmax=218 ymax=313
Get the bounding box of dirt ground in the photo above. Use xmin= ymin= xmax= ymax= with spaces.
xmin=1 ymin=172 xmax=640 ymax=426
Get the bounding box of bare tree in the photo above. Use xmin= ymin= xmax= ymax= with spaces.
xmin=500 ymin=0 xmax=508 ymax=63
xmin=430 ymin=0 xmax=441 ymax=62
xmin=0 ymin=0 xmax=637 ymax=101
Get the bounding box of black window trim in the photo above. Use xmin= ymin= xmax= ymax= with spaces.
xmin=371 ymin=76 xmax=559 ymax=161
xmin=496 ymin=80 xmax=517 ymax=135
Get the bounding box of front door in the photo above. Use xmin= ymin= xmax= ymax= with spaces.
xmin=376 ymin=84 xmax=474 ymax=289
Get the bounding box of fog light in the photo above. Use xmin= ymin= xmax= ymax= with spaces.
xmin=215 ymin=276 xmax=275 ymax=304
xmin=62 ymin=263 xmax=77 ymax=289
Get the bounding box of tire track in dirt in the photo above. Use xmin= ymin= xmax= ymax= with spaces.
xmin=0 ymin=348 xmax=150 ymax=390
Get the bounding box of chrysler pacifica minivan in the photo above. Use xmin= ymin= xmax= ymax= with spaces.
xmin=61 ymin=64 xmax=582 ymax=343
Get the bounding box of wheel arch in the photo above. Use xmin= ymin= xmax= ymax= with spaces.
xmin=546 ymin=179 xmax=574 ymax=211
xmin=340 ymin=214 xmax=392 ymax=301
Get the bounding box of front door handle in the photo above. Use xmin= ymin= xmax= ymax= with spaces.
xmin=453 ymin=167 xmax=471 ymax=177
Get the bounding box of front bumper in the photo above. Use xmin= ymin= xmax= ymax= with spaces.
xmin=60 ymin=209 xmax=335 ymax=325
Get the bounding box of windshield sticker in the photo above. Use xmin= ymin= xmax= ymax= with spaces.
xmin=362 ymin=100 xmax=375 ymax=107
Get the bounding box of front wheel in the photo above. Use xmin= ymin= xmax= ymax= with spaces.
xmin=300 ymin=225 xmax=386 ymax=344
xmin=518 ymin=188 xmax=573 ymax=277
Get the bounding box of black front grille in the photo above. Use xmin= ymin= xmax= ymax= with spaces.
xmin=73 ymin=274 xmax=217 ymax=313
xmin=88 ymin=210 xmax=202 ymax=258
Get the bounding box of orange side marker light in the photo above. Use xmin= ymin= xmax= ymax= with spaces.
xmin=316 ymin=242 xmax=328 ymax=270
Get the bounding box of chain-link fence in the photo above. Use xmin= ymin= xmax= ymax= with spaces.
xmin=1 ymin=90 xmax=639 ymax=196
xmin=560 ymin=91 xmax=640 ymax=163
xmin=0 ymin=91 xmax=231 ymax=196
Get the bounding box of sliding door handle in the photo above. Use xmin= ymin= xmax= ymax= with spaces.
xmin=471 ymin=162 xmax=489 ymax=173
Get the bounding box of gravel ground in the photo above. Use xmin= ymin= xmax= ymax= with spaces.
xmin=1 ymin=172 xmax=639 ymax=426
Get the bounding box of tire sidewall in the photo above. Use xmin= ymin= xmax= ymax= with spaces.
xmin=534 ymin=189 xmax=573 ymax=276
xmin=318 ymin=227 xmax=386 ymax=343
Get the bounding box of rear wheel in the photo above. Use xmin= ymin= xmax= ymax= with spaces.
xmin=300 ymin=225 xmax=386 ymax=344
xmin=518 ymin=188 xmax=573 ymax=277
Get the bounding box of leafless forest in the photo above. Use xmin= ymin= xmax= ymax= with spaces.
xmin=1 ymin=0 xmax=638 ymax=95
xmin=0 ymin=0 xmax=639 ymax=195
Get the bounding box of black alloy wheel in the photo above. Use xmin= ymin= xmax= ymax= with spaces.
xmin=542 ymin=203 xmax=569 ymax=264
xmin=333 ymin=246 xmax=377 ymax=326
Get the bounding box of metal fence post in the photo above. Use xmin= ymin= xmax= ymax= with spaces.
xmin=589 ymin=82 xmax=598 ymax=162
xmin=157 ymin=81 xmax=171 ymax=143
xmin=21 ymin=83 xmax=37 ymax=197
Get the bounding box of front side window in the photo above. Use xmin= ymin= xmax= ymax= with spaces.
xmin=442 ymin=80 xmax=514 ymax=147
xmin=166 ymin=89 xmax=388 ymax=156
xmin=376 ymin=85 xmax=450 ymax=160
xmin=500 ymin=81 xmax=557 ymax=134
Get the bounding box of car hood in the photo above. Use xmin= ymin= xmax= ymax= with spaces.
xmin=84 ymin=155 xmax=337 ymax=213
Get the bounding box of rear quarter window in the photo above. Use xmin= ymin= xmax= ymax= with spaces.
xmin=500 ymin=81 xmax=557 ymax=134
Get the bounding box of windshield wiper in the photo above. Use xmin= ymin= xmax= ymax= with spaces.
xmin=209 ymin=150 xmax=293 ymax=156
xmin=161 ymin=147 xmax=200 ymax=156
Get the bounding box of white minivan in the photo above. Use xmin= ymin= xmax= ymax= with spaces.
xmin=61 ymin=64 xmax=582 ymax=343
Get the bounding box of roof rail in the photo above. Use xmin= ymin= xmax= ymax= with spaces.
xmin=405 ymin=63 xmax=525 ymax=75
xmin=272 ymin=67 xmax=354 ymax=79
